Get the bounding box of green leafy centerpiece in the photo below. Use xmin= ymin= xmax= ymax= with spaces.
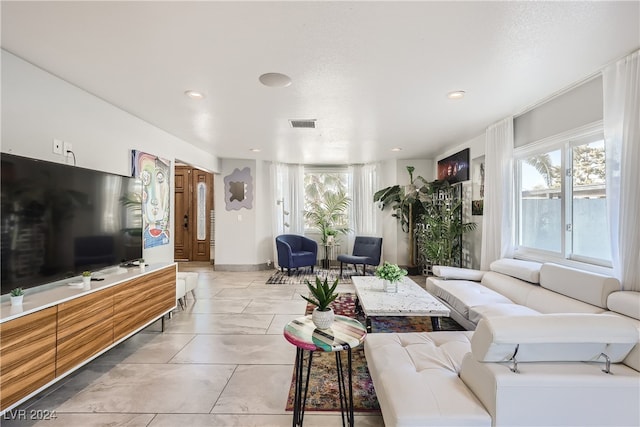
xmin=375 ymin=262 xmax=408 ymax=293
xmin=301 ymin=276 xmax=339 ymax=329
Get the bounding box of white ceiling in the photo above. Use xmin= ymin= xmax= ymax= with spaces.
xmin=2 ymin=1 xmax=639 ymax=165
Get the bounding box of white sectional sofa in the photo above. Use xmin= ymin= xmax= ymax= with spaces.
xmin=364 ymin=259 xmax=640 ymax=427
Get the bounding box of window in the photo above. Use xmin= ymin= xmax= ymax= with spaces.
xmin=303 ymin=168 xmax=350 ymax=232
xmin=515 ymin=125 xmax=611 ymax=266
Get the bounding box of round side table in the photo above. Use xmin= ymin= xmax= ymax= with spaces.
xmin=283 ymin=315 xmax=366 ymax=427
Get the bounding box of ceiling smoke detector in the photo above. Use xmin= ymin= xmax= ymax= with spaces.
xmin=289 ymin=119 xmax=317 ymax=129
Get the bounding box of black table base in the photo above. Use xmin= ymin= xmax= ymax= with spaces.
xmin=292 ymin=347 xmax=354 ymax=427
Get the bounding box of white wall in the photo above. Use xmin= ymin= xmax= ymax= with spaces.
xmin=214 ymin=158 xmax=273 ymax=269
xmin=1 ymin=50 xmax=221 ymax=265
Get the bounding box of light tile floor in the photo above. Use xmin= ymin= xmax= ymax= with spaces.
xmin=2 ymin=263 xmax=385 ymax=427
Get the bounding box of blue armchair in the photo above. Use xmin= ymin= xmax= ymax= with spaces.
xmin=337 ymin=236 xmax=383 ymax=275
xmin=276 ymin=234 xmax=318 ymax=276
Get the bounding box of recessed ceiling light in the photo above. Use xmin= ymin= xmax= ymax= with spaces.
xmin=259 ymin=72 xmax=292 ymax=88
xmin=391 ymin=147 xmax=402 ymax=152
xmin=249 ymin=148 xmax=261 ymax=152
xmin=185 ymin=90 xmax=205 ymax=99
xmin=447 ymin=90 xmax=466 ymax=100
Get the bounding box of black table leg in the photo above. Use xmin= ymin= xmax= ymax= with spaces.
xmin=347 ymin=348 xmax=354 ymax=426
xmin=431 ymin=316 xmax=441 ymax=331
xmin=292 ymin=349 xmax=314 ymax=427
xmin=334 ymin=348 xmax=355 ymax=427
xmin=292 ymin=348 xmax=353 ymax=427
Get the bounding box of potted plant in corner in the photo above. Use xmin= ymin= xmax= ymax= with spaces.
xmin=373 ymin=166 xmax=430 ymax=274
xmin=375 ymin=262 xmax=408 ymax=293
xmin=10 ymin=288 xmax=24 ymax=306
xmin=139 ymin=258 xmax=146 ymax=271
xmin=301 ymin=276 xmax=339 ymax=329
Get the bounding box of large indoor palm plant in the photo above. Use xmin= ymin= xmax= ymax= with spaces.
xmin=373 ymin=166 xmax=429 ymax=269
xmin=304 ymin=189 xmax=351 ymax=245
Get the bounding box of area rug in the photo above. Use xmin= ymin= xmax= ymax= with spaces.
xmin=284 ymin=293 xmax=464 ymax=413
xmin=266 ymin=267 xmax=357 ymax=285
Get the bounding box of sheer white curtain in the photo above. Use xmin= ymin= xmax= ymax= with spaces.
xmin=270 ymin=162 xmax=305 ymax=236
xmin=348 ymin=164 xmax=381 ymax=251
xmin=480 ymin=117 xmax=515 ymax=270
xmin=603 ymin=50 xmax=640 ymax=291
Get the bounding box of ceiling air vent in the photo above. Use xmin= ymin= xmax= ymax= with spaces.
xmin=289 ymin=119 xmax=316 ymax=129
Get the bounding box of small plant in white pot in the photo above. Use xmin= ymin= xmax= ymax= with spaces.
xmin=10 ymin=288 xmax=24 ymax=306
xmin=375 ymin=262 xmax=408 ymax=293
xmin=139 ymin=258 xmax=146 ymax=271
xmin=301 ymin=276 xmax=339 ymax=329
xmin=82 ymin=271 xmax=92 ymax=288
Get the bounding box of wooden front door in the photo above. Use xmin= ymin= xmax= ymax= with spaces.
xmin=174 ymin=166 xmax=191 ymax=261
xmin=190 ymin=168 xmax=213 ymax=261
xmin=174 ymin=166 xmax=214 ymax=262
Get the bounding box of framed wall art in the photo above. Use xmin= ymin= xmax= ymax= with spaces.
xmin=223 ymin=167 xmax=253 ymax=211
xmin=131 ymin=150 xmax=171 ymax=248
xmin=471 ymin=155 xmax=485 ymax=216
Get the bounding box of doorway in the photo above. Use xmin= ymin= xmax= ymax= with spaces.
xmin=174 ymin=165 xmax=214 ymax=262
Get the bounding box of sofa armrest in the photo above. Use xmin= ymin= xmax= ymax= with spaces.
xmin=432 ymin=265 xmax=485 ymax=281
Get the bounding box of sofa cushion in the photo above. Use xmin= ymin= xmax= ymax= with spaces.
xmin=468 ymin=304 xmax=540 ymax=325
xmin=471 ymin=314 xmax=638 ymax=363
xmin=427 ymin=278 xmax=513 ymax=320
xmin=432 ymin=266 xmax=485 ymax=281
xmin=489 ymin=258 xmax=542 ymax=283
xmin=539 ymin=263 xmax=620 ymax=308
xmin=608 ymin=291 xmax=640 ymax=320
xmin=365 ymin=331 xmax=491 ymax=427
xmin=480 ymin=271 xmax=538 ymax=306
xmin=525 ymin=286 xmax=606 ymax=314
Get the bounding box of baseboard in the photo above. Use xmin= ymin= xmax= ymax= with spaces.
xmin=214 ymin=263 xmax=272 ymax=272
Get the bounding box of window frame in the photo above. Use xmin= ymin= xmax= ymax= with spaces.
xmin=514 ymin=121 xmax=611 ymax=269
xmin=302 ymin=166 xmax=351 ymax=234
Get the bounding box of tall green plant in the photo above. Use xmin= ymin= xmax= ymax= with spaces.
xmin=304 ymin=189 xmax=351 ymax=244
xmin=415 ymin=183 xmax=476 ymax=267
xmin=373 ymin=166 xmax=430 ymax=266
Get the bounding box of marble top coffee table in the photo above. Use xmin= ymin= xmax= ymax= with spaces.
xmin=351 ymin=276 xmax=450 ymax=332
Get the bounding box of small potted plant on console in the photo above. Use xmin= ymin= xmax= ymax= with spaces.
xmin=301 ymin=276 xmax=339 ymax=329
xmin=82 ymin=271 xmax=92 ymax=288
xmin=139 ymin=258 xmax=146 ymax=271
xmin=375 ymin=262 xmax=408 ymax=293
xmin=10 ymin=288 xmax=24 ymax=306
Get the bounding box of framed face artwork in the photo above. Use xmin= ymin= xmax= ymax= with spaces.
xmin=131 ymin=150 xmax=171 ymax=248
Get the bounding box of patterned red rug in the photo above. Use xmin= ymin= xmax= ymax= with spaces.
xmin=285 ymin=293 xmax=463 ymax=413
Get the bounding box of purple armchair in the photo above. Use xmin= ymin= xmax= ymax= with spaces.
xmin=276 ymin=234 xmax=318 ymax=276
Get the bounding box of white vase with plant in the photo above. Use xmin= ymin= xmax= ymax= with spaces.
xmin=301 ymin=276 xmax=339 ymax=329
xmin=375 ymin=262 xmax=408 ymax=293
xmin=81 ymin=271 xmax=92 ymax=288
xmin=139 ymin=258 xmax=146 ymax=271
xmin=10 ymin=288 xmax=24 ymax=306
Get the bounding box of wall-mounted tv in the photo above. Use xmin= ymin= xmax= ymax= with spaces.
xmin=1 ymin=153 xmax=142 ymax=295
xmin=437 ymin=148 xmax=470 ymax=183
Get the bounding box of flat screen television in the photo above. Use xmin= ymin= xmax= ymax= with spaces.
xmin=1 ymin=153 xmax=142 ymax=295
